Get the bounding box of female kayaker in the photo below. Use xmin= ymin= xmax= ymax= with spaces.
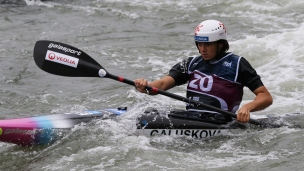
xmin=134 ymin=19 xmax=273 ymax=123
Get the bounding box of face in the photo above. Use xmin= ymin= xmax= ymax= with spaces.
xmin=197 ymin=42 xmax=222 ymax=61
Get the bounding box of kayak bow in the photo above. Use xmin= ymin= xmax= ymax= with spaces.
xmin=0 ymin=108 xmax=126 ymax=146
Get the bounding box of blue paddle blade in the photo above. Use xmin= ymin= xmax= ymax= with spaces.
xmin=33 ymin=40 xmax=104 ymax=77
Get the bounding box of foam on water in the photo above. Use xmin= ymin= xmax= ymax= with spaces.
xmin=232 ymin=22 xmax=304 ymax=115
xmin=1 ymin=0 xmax=304 ymax=170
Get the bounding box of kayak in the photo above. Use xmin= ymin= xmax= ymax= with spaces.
xmin=0 ymin=107 xmax=277 ymax=146
xmin=136 ymin=108 xmax=229 ymax=139
xmin=0 ymin=108 xmax=126 ymax=146
xmin=135 ymin=108 xmax=275 ymax=139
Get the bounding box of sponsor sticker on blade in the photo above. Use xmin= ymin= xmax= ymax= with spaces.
xmin=48 ymin=43 xmax=82 ymax=55
xmin=45 ymin=50 xmax=79 ymax=68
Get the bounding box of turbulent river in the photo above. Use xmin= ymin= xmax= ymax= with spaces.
xmin=0 ymin=0 xmax=304 ymax=170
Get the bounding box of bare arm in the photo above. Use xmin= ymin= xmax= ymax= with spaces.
xmin=237 ymin=86 xmax=273 ymax=122
xmin=134 ymin=76 xmax=176 ymax=95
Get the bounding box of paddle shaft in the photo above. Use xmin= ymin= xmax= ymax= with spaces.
xmin=105 ymin=73 xmax=261 ymax=125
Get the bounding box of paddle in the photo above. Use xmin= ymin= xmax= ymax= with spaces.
xmin=33 ymin=40 xmax=262 ymax=126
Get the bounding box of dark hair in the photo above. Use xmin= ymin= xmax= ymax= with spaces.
xmin=218 ymin=40 xmax=229 ymax=52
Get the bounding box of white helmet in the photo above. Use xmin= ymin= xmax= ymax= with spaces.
xmin=194 ymin=20 xmax=227 ymax=42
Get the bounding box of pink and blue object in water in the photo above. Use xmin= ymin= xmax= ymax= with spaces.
xmin=0 ymin=108 xmax=126 ymax=146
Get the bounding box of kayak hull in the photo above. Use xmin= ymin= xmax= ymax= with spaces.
xmin=0 ymin=107 xmax=275 ymax=146
xmin=135 ymin=108 xmax=247 ymax=139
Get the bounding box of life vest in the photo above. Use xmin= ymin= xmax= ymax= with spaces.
xmin=186 ymin=53 xmax=244 ymax=113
